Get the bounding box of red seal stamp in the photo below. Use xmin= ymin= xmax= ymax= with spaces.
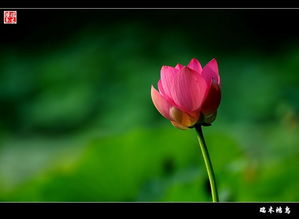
xmin=4 ymin=11 xmax=17 ymax=24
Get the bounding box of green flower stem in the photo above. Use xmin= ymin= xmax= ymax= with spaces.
xmin=195 ymin=124 xmax=219 ymax=202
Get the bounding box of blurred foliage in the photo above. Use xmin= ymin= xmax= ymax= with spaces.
xmin=0 ymin=10 xmax=298 ymax=202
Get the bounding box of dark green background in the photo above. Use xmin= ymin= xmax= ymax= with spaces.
xmin=0 ymin=9 xmax=298 ymax=201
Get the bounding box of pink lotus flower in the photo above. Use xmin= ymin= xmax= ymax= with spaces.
xmin=151 ymin=58 xmax=221 ymax=129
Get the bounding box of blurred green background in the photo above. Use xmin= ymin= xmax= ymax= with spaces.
xmin=0 ymin=9 xmax=298 ymax=202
